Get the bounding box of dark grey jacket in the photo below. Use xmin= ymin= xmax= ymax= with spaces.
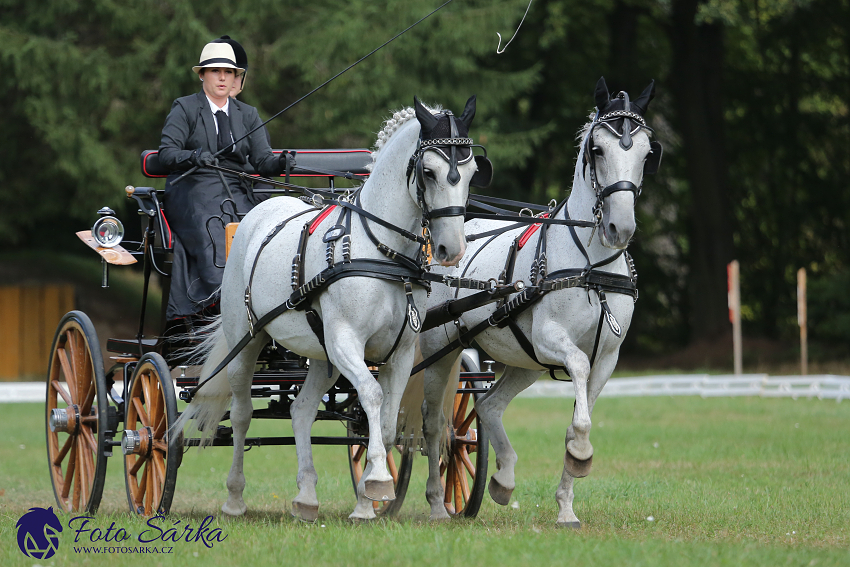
xmin=158 ymin=91 xmax=280 ymax=319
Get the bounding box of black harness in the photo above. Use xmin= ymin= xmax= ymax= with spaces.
xmin=182 ymin=112 xmax=490 ymax=402
xmin=412 ymin=97 xmax=662 ymax=378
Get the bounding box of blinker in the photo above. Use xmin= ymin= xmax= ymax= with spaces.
xmin=470 ymin=155 xmax=493 ymax=189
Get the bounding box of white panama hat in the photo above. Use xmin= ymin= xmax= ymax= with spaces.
xmin=192 ymin=42 xmax=245 ymax=74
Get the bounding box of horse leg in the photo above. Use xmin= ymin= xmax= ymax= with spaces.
xmin=536 ymin=323 xmax=593 ymax=478
xmin=222 ymin=335 xmax=267 ymax=516
xmin=324 ymin=332 xmax=394 ymax=514
xmin=290 ymin=360 xmax=338 ymax=522
xmin=555 ymin=350 xmax=618 ymax=528
xmin=475 ymin=366 xmax=542 ymax=505
xmin=349 ymin=339 xmax=417 ymax=519
xmin=420 ymin=348 xmax=461 ymax=521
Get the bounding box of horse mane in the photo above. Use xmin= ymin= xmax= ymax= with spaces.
xmin=368 ymin=102 xmax=443 ymax=171
xmin=576 ymin=110 xmax=597 ymax=145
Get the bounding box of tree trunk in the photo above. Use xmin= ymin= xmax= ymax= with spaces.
xmin=668 ymin=0 xmax=735 ymax=341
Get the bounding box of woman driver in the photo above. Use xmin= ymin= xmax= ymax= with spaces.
xmin=158 ymin=41 xmax=287 ymax=326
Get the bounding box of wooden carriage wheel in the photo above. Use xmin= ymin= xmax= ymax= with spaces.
xmin=45 ymin=311 xmax=109 ymax=514
xmin=123 ymin=353 xmax=181 ymax=516
xmin=346 ymin=415 xmax=413 ymax=516
xmin=440 ymin=360 xmax=489 ymax=517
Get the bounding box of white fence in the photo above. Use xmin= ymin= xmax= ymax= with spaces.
xmin=519 ymin=374 xmax=850 ymax=401
xmin=2 ymin=374 xmax=849 ymax=403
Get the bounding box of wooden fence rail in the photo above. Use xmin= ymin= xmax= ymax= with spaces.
xmin=0 ymin=285 xmax=75 ymax=380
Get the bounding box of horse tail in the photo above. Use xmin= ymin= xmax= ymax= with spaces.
xmin=170 ymin=317 xmax=232 ymax=447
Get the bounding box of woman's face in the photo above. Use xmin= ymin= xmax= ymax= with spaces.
xmin=230 ymin=74 xmax=243 ymax=98
xmin=200 ymin=67 xmax=236 ymax=104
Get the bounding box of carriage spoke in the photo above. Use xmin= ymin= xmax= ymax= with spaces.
xmin=79 ymin=349 xmax=93 ymax=411
xmin=153 ymin=440 xmax=168 ymax=453
xmin=456 ymin=455 xmax=470 ymax=502
xmin=144 ymin=460 xmax=153 ymax=514
xmin=154 ymin=413 xmax=167 ymax=440
xmin=133 ymin=397 xmax=151 ymax=428
xmin=54 ymin=435 xmax=73 ymax=466
xmin=129 ymin=454 xmax=146 ymax=476
xmin=457 ymin=408 xmax=476 ymax=437
xmin=141 ymin=374 xmax=153 ymax=416
xmin=62 ymin=441 xmax=78 ymax=499
xmin=454 ymin=391 xmax=470 ymax=428
xmin=81 ymin=426 xmax=98 ymax=453
xmin=453 ymin=463 xmax=463 ymax=512
xmin=150 ymin=460 xmax=162 ymax=509
xmin=455 ymin=438 xmax=478 ymax=447
xmin=51 ymin=380 xmax=72 ymax=405
xmin=459 ymin=447 xmax=476 ymax=476
xmin=72 ymin=442 xmax=83 ymax=510
xmin=387 ymin=452 xmax=398 ymax=483
xmin=57 ymin=349 xmax=77 ymax=401
xmin=136 ymin=461 xmax=148 ymax=509
xmin=153 ymin=451 xmax=166 ymax=483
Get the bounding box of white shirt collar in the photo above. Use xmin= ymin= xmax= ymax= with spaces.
xmin=206 ymin=96 xmax=230 ymax=116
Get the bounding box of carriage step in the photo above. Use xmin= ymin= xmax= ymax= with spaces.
xmin=107 ymin=337 xmax=159 ymax=355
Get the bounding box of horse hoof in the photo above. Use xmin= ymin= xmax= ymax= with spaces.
xmin=488 ymin=476 xmax=513 ymax=506
xmin=291 ymin=501 xmax=319 ymax=523
xmin=557 ymin=520 xmax=582 ymax=530
xmin=364 ymin=479 xmax=395 ymax=502
xmin=429 ymin=513 xmax=452 ymax=523
xmin=348 ymin=515 xmax=376 ymax=524
xmin=565 ymin=452 xmax=593 ymax=478
xmin=221 ymin=501 xmax=247 ymax=517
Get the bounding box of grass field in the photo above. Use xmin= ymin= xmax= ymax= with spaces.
xmin=1 ymin=396 xmax=848 ymax=566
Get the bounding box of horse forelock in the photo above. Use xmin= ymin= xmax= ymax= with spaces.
xmin=369 ymin=103 xmax=443 ymax=171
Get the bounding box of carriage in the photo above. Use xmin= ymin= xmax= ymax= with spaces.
xmin=44 ymin=148 xmax=494 ymax=519
xmin=45 ymin=79 xmax=658 ymax=527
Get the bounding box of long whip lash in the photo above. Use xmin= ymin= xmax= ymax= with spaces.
xmin=496 ymin=0 xmax=534 ymax=54
xmin=177 ymin=0 xmax=457 ymax=182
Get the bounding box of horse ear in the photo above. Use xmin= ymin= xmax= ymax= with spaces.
xmin=595 ymin=77 xmax=610 ymax=111
xmin=414 ymin=96 xmax=439 ymax=134
xmin=632 ymin=80 xmax=656 ymax=114
xmin=458 ymin=95 xmax=476 ymax=129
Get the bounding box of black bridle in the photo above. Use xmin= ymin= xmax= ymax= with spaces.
xmin=582 ymin=91 xmax=663 ymax=243
xmin=407 ymin=110 xmax=479 ymax=226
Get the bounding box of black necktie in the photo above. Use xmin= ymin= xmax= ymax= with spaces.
xmin=215 ymin=110 xmax=234 ymax=155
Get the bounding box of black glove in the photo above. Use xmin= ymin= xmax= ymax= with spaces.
xmin=190 ymin=150 xmax=215 ymax=168
xmin=279 ymin=151 xmax=296 ymax=172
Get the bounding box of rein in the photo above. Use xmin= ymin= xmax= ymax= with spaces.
xmin=176 ymin=0 xmax=459 ymax=183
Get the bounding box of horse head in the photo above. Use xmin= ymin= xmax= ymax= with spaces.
xmin=411 ymin=95 xmax=481 ymax=265
xmin=581 ymin=77 xmax=662 ymax=249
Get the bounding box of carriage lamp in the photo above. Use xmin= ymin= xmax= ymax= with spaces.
xmin=92 ymin=207 xmax=125 ymax=288
xmin=91 ymin=207 xmax=125 ymax=248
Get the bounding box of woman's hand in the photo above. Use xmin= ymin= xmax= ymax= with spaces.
xmin=190 ymin=150 xmax=215 ymax=168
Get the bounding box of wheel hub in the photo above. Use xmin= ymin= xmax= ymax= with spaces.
xmin=49 ymin=404 xmax=81 ymax=434
xmin=121 ymin=426 xmax=153 ymax=457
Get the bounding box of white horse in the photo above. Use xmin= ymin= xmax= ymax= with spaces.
xmin=412 ymin=78 xmax=661 ymax=526
xmin=174 ymin=96 xmax=481 ymax=521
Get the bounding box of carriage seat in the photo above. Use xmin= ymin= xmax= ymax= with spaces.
xmin=140 ymin=148 xmax=373 ymax=178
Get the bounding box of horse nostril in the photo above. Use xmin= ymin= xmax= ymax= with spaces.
xmin=607 ymin=222 xmax=618 ymax=239
xmin=435 ymin=245 xmax=448 ymax=261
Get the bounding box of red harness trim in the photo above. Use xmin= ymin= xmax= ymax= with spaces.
xmin=517 ymin=213 xmax=549 ymax=249
xmin=309 ymin=205 xmax=337 ymax=234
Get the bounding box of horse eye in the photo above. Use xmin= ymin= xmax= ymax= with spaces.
xmin=592 ymin=146 xmax=603 ymax=156
xmin=423 ymin=168 xmax=436 ymax=179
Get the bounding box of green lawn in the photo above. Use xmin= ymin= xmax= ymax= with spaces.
xmin=1 ymin=396 xmax=848 ymax=566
